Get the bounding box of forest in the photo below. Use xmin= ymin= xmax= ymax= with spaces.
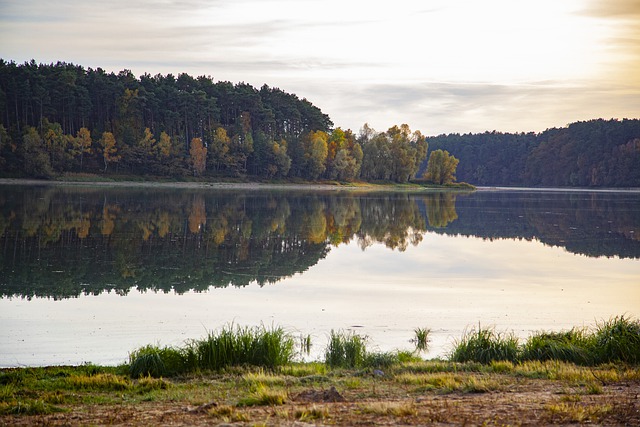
xmin=0 ymin=60 xmax=427 ymax=183
xmin=425 ymin=119 xmax=640 ymax=187
xmin=1 ymin=60 xmax=639 ymax=187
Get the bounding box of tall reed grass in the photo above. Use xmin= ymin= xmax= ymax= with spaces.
xmin=126 ymin=316 xmax=639 ymax=378
xmin=193 ymin=324 xmax=295 ymax=371
xmin=128 ymin=324 xmax=295 ymax=377
xmin=324 ymin=330 xmax=367 ymax=368
xmin=450 ymin=326 xmax=519 ymax=364
xmin=450 ymin=316 xmax=640 ymax=365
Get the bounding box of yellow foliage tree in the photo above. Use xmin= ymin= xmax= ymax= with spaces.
xmin=99 ymin=131 xmax=120 ymax=172
xmin=189 ymin=137 xmax=207 ymax=176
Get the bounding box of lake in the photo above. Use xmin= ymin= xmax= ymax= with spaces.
xmin=1 ymin=183 xmax=639 ymax=367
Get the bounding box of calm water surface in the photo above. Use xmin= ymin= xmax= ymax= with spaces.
xmin=1 ymin=184 xmax=638 ymax=366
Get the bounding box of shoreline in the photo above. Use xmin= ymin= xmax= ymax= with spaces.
xmin=0 ymin=177 xmax=471 ymax=192
xmin=2 ymin=178 xmax=637 ymax=192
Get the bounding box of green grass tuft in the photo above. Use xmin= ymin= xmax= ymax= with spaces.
xmin=521 ymin=329 xmax=592 ymax=365
xmin=237 ymin=383 xmax=287 ymax=406
xmin=324 ymin=330 xmax=368 ymax=368
xmin=193 ymin=324 xmax=295 ymax=371
xmin=0 ymin=399 xmax=66 ymax=415
xmin=412 ymin=327 xmax=431 ymax=352
xmin=129 ymin=345 xmax=187 ymax=378
xmin=450 ymin=326 xmax=519 ymax=364
xmin=592 ymin=315 xmax=640 ymax=364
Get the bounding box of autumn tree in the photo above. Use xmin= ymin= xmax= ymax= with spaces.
xmin=423 ymin=149 xmax=459 ymax=185
xmin=98 ymin=131 xmax=120 ymax=172
xmin=303 ymin=130 xmax=328 ymax=179
xmin=156 ymin=131 xmax=171 ymax=160
xmin=189 ymin=137 xmax=207 ymax=176
xmin=266 ymin=139 xmax=292 ymax=177
xmin=209 ymin=127 xmax=230 ymax=172
xmin=70 ymin=127 xmax=92 ymax=169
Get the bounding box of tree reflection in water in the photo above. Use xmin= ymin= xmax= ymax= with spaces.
xmin=0 ymin=185 xmax=638 ymax=299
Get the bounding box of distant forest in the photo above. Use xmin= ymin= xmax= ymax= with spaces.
xmin=426 ymin=119 xmax=640 ymax=188
xmin=0 ymin=60 xmax=638 ymax=187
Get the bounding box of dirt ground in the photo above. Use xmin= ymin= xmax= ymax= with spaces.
xmin=3 ymin=377 xmax=638 ymax=426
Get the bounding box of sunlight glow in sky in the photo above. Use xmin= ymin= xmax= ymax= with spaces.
xmin=0 ymin=0 xmax=638 ymax=134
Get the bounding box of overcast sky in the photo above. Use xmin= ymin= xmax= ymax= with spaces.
xmin=1 ymin=0 xmax=638 ymax=135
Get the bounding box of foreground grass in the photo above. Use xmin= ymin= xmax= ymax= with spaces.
xmin=3 ymin=317 xmax=638 ymax=425
xmin=1 ymin=360 xmax=638 ymax=425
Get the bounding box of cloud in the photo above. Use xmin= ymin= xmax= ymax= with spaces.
xmin=582 ymin=0 xmax=640 ymax=17
xmin=1 ymin=0 xmax=638 ymax=136
xmin=303 ymin=79 xmax=640 ymax=135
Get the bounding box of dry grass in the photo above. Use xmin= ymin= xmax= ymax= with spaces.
xmin=1 ymin=360 xmax=638 ymax=426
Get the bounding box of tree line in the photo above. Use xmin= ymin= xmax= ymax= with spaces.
xmin=0 ymin=60 xmax=438 ymax=183
xmin=3 ymin=60 xmax=636 ymax=187
xmin=425 ymin=119 xmax=640 ymax=187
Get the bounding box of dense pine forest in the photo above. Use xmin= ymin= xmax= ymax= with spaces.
xmin=426 ymin=119 xmax=640 ymax=187
xmin=0 ymin=60 xmax=638 ymax=187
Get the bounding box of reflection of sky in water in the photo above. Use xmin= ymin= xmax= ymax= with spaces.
xmin=2 ymin=231 xmax=638 ymax=367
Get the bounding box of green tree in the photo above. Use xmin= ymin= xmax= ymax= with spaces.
xmin=21 ymin=126 xmax=53 ymax=178
xmin=0 ymin=124 xmax=11 ymax=170
xmin=423 ymin=149 xmax=459 ymax=185
xmin=41 ymin=119 xmax=68 ymax=172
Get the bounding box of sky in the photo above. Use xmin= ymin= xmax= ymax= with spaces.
xmin=0 ymin=0 xmax=638 ymax=135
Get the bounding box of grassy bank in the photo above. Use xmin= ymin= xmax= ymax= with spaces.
xmin=2 ymin=317 xmax=638 ymax=425
xmin=1 ymin=358 xmax=638 ymax=425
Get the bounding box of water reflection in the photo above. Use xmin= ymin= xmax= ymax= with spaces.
xmin=0 ymin=185 xmax=638 ymax=300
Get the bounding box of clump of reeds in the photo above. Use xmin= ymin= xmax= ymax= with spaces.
xmin=324 ymin=330 xmax=368 ymax=368
xmin=192 ymin=324 xmax=295 ymax=371
xmin=450 ymin=316 xmax=640 ymax=366
xmin=128 ymin=324 xmax=295 ymax=377
xmin=521 ymin=329 xmax=592 ymax=365
xmin=129 ymin=345 xmax=187 ymax=378
xmin=592 ymin=315 xmax=640 ymax=364
xmin=412 ymin=327 xmax=431 ymax=353
xmin=450 ymin=325 xmax=519 ymax=364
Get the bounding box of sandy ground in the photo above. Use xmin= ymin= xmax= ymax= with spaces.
xmin=2 ymin=377 xmax=638 ymax=426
